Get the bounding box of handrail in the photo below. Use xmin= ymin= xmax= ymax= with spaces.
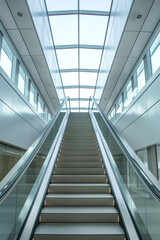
xmin=89 ymin=96 xmax=160 ymax=199
xmin=89 ymin=109 xmax=140 ymax=240
xmin=0 ymin=97 xmax=69 ymax=200
xmin=19 ymin=109 xmax=70 ymax=240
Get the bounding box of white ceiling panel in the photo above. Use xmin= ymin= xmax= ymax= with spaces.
xmin=121 ymin=57 xmax=138 ymax=75
xmin=6 ymin=0 xmax=34 ymax=29
xmin=40 ymin=73 xmax=53 ymax=85
xmin=21 ymin=55 xmax=38 ymax=74
xmin=115 ymin=74 xmax=128 ymax=93
xmin=142 ymin=0 xmax=160 ymax=32
xmin=0 ymin=0 xmax=17 ymax=29
xmin=7 ymin=29 xmax=29 ymax=56
xmin=116 ymin=31 xmax=139 ymax=57
xmin=32 ymin=55 xmax=50 ymax=75
xmin=31 ymin=73 xmax=42 ymax=86
xmin=125 ymin=0 xmax=154 ymax=32
xmin=130 ymin=31 xmax=152 ymax=58
xmin=20 ymin=29 xmax=43 ymax=56
xmin=109 ymin=57 xmax=127 ymax=75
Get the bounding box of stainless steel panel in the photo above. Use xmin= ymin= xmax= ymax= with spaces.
xmin=0 ymin=100 xmax=39 ymax=149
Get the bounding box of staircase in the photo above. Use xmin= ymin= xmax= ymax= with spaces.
xmin=33 ymin=113 xmax=126 ymax=240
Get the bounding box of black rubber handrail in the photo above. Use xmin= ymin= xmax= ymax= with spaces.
xmin=0 ymin=97 xmax=69 ymax=200
xmin=89 ymin=96 xmax=160 ymax=200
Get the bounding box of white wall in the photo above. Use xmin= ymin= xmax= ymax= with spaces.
xmin=115 ymin=68 xmax=160 ymax=150
xmin=0 ymin=71 xmax=46 ymax=149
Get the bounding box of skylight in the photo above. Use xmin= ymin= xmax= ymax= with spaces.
xmin=46 ymin=0 xmax=112 ymax=111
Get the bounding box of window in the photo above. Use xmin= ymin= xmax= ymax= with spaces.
xmin=29 ymin=81 xmax=37 ymax=109
xmin=48 ymin=111 xmax=52 ymax=121
xmin=18 ymin=66 xmax=25 ymax=95
xmin=116 ymin=94 xmax=123 ymax=114
xmin=110 ymin=106 xmax=116 ymax=120
xmin=150 ymin=32 xmax=160 ymax=74
xmin=124 ymin=80 xmax=132 ymax=107
xmin=0 ymin=38 xmax=13 ymax=77
xmin=109 ymin=28 xmax=160 ymax=124
xmin=137 ymin=61 xmax=146 ymax=92
xmin=43 ymin=105 xmax=48 ymax=122
xmin=38 ymin=95 xmax=44 ymax=114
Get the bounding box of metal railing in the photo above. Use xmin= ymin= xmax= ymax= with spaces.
xmin=89 ymin=96 xmax=160 ymax=240
xmin=0 ymin=97 xmax=70 ymax=240
xmin=0 ymin=97 xmax=69 ymax=200
xmin=89 ymin=97 xmax=160 ymax=198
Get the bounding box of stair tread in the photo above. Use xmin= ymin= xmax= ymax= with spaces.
xmin=49 ymin=183 xmax=109 ymax=187
xmin=52 ymin=175 xmax=106 ymax=177
xmin=34 ymin=223 xmax=125 ymax=235
xmin=56 ymin=162 xmax=102 ymax=167
xmin=33 ymin=113 xmax=125 ymax=239
xmin=46 ymin=193 xmax=113 ymax=198
xmin=51 ymin=175 xmax=107 ymax=183
xmin=41 ymin=206 xmax=118 ymax=214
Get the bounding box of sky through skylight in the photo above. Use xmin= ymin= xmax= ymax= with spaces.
xmin=46 ymin=0 xmax=112 ymax=111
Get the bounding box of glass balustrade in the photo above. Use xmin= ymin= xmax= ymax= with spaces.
xmin=90 ymin=101 xmax=160 ymax=240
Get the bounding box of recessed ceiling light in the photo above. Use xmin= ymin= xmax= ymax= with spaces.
xmin=136 ymin=14 xmax=142 ymax=19
xmin=17 ymin=12 xmax=23 ymax=17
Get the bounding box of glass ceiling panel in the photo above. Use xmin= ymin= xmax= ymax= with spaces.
xmin=80 ymin=49 xmax=102 ymax=69
xmin=64 ymin=88 xmax=78 ymax=98
xmin=80 ymin=0 xmax=112 ymax=11
xmin=80 ymin=72 xmax=97 ymax=86
xmin=61 ymin=72 xmax=78 ymax=86
xmin=56 ymin=49 xmax=78 ymax=69
xmin=70 ymin=101 xmax=79 ymax=108
xmin=80 ymin=88 xmax=94 ymax=98
xmin=80 ymin=15 xmax=108 ymax=45
xmin=46 ymin=0 xmax=112 ymax=109
xmin=80 ymin=100 xmax=89 ymax=108
xmin=46 ymin=0 xmax=78 ymax=11
xmin=80 ymin=109 xmax=88 ymax=112
xmin=49 ymin=15 xmax=78 ymax=45
xmin=72 ymin=109 xmax=79 ymax=112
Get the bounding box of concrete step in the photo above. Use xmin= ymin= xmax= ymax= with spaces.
xmin=56 ymin=162 xmax=103 ymax=168
xmin=48 ymin=183 xmax=110 ymax=194
xmin=40 ymin=206 xmax=119 ymax=223
xmin=34 ymin=223 xmax=125 ymax=240
xmin=60 ymin=150 xmax=99 ymax=156
xmin=53 ymin=168 xmax=105 ymax=175
xmin=58 ymin=155 xmax=101 ymax=162
xmin=51 ymin=175 xmax=108 ymax=183
xmin=45 ymin=194 xmax=114 ymax=206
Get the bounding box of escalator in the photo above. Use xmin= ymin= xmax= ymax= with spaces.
xmin=33 ymin=113 xmax=125 ymax=240
xmin=0 ymin=97 xmax=160 ymax=240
